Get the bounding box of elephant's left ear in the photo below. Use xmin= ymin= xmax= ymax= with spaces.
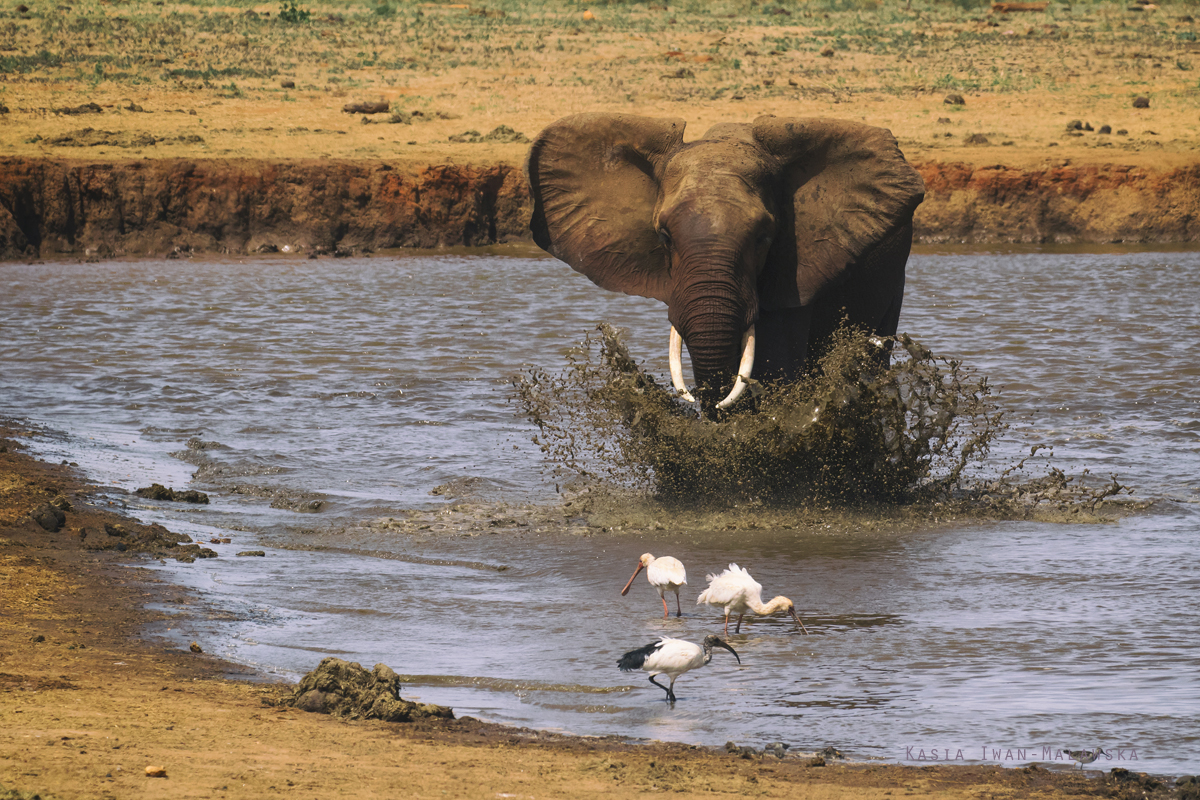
xmin=753 ymin=117 xmax=925 ymax=306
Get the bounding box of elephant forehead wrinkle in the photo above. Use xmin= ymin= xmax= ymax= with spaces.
xmin=669 ymin=140 xmax=763 ymax=175
xmin=674 ymin=163 xmax=762 ymax=190
xmin=665 ymin=201 xmax=769 ymax=244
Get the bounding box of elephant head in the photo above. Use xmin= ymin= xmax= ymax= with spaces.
xmin=526 ymin=113 xmax=925 ymax=411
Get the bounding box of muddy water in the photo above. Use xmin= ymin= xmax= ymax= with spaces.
xmin=2 ymin=248 xmax=1198 ymax=775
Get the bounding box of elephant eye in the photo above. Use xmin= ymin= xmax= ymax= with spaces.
xmin=657 ymin=228 xmax=672 ymax=249
xmin=758 ymin=233 xmax=773 ymax=248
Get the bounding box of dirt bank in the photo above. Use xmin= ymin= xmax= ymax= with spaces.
xmin=2 ymin=156 xmax=1197 ymax=260
xmin=914 ymin=161 xmax=1200 ymax=244
xmin=3 ymin=426 xmax=1182 ymax=800
xmin=0 ymin=157 xmax=531 ymax=259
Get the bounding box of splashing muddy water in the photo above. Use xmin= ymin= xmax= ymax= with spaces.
xmin=1 ymin=249 xmax=1198 ymax=774
xmin=514 ymin=323 xmax=1005 ymax=504
xmin=514 ymin=323 xmax=1127 ymax=521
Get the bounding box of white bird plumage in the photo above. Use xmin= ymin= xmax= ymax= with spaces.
xmin=620 ymin=553 xmax=687 ymax=618
xmin=617 ymin=635 xmax=740 ymax=702
xmin=696 ymin=563 xmax=809 ymax=635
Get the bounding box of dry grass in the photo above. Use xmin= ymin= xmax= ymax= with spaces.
xmin=0 ymin=0 xmax=1198 ymax=168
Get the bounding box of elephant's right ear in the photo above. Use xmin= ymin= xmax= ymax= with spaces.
xmin=752 ymin=117 xmax=925 ymax=307
xmin=526 ymin=113 xmax=685 ymax=303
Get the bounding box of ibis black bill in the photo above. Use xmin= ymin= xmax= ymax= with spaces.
xmin=703 ymin=635 xmax=741 ymax=664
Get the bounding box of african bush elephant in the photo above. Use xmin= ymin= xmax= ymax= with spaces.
xmin=526 ymin=113 xmax=925 ymax=411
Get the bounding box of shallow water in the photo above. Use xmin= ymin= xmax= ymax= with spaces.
xmin=2 ymin=249 xmax=1198 ymax=775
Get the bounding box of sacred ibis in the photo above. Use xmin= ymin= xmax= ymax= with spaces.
xmin=620 ymin=553 xmax=687 ymax=618
xmin=617 ymin=635 xmax=740 ymax=702
xmin=697 ymin=563 xmax=808 ymax=635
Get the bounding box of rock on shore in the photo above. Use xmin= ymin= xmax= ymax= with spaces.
xmin=282 ymin=657 xmax=454 ymax=723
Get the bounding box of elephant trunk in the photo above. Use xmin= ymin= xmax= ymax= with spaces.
xmin=669 ymin=254 xmax=757 ymax=406
xmin=680 ymin=297 xmax=749 ymax=380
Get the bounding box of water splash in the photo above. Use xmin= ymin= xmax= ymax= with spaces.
xmin=513 ymin=323 xmax=1006 ymax=506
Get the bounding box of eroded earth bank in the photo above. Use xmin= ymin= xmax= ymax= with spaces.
xmin=1 ymin=157 xmax=1198 ymax=260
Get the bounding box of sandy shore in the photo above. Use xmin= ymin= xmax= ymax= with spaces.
xmin=1 ymin=424 xmax=1180 ymax=800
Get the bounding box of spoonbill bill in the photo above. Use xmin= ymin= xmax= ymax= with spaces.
xmin=697 ymin=563 xmax=809 ymax=635
xmin=617 ymin=635 xmax=740 ymax=702
xmin=620 ymin=553 xmax=687 ymax=618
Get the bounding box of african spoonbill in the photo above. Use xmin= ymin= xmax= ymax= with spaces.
xmin=696 ymin=563 xmax=808 ymax=635
xmin=620 ymin=553 xmax=687 ymax=618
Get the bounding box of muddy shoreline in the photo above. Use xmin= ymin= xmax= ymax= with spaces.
xmin=1 ymin=157 xmax=1198 ymax=261
xmin=3 ymin=423 xmax=1192 ymax=799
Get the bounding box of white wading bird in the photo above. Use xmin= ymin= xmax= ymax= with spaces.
xmin=620 ymin=553 xmax=687 ymax=619
xmin=617 ymin=635 xmax=740 ymax=702
xmin=697 ymin=563 xmax=809 ymax=636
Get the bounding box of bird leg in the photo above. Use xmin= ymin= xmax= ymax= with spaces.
xmin=735 ymin=614 xmax=744 ymax=634
xmin=723 ymin=612 xmax=731 ymax=637
xmin=661 ymin=595 xmax=670 ymax=619
xmin=648 ymin=675 xmax=674 ymax=702
xmin=674 ymin=591 xmax=682 ymax=618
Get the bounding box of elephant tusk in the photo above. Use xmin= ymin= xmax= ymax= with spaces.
xmin=669 ymin=326 xmax=696 ymax=403
xmin=715 ymin=326 xmax=756 ymax=410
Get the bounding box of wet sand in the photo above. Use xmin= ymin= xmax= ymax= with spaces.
xmin=1 ymin=423 xmax=1171 ymax=800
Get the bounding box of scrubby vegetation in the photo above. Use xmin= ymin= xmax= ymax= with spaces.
xmin=1 ymin=0 xmax=1195 ymax=99
xmin=0 ymin=0 xmax=1196 ymax=160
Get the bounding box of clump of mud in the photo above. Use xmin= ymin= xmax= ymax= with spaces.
xmin=169 ymin=440 xmax=325 ymax=511
xmin=134 ymin=483 xmax=209 ymax=504
xmin=279 ymin=657 xmax=454 ymax=722
xmin=513 ymin=324 xmax=1131 ymax=518
xmin=80 ymin=521 xmax=218 ymax=562
xmin=514 ymin=324 xmax=1001 ymax=506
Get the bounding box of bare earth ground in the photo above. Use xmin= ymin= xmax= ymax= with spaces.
xmin=1 ymin=425 xmax=1163 ymax=800
xmin=0 ymin=0 xmax=1198 ymax=171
